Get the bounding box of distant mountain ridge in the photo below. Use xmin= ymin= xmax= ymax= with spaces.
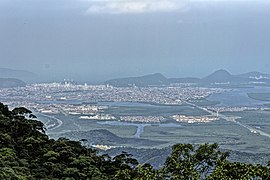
xmin=105 ymin=73 xmax=169 ymax=87
xmin=168 ymin=77 xmax=200 ymax=84
xmin=0 ymin=78 xmax=26 ymax=88
xmin=105 ymin=69 xmax=270 ymax=87
xmin=0 ymin=68 xmax=37 ymax=82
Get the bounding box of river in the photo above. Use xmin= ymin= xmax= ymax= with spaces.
xmin=207 ymin=86 xmax=270 ymax=107
xmin=97 ymin=121 xmax=181 ymax=138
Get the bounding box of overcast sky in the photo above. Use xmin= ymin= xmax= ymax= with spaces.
xmin=1 ymin=0 xmax=270 ymax=82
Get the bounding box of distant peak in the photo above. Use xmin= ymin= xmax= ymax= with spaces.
xmin=205 ymin=69 xmax=232 ymax=78
xmin=145 ymin=73 xmax=166 ymax=78
xmin=213 ymin=69 xmax=231 ymax=75
xmin=202 ymin=69 xmax=233 ymax=83
xmin=153 ymin=73 xmax=163 ymax=76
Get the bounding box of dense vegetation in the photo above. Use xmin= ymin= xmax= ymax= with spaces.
xmin=0 ymin=102 xmax=269 ymax=179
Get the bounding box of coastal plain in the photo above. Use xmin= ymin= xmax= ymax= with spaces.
xmin=2 ymin=80 xmax=270 ymax=166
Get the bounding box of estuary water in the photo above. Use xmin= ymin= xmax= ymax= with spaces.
xmin=207 ymin=86 xmax=270 ymax=107
xmin=97 ymin=101 xmax=155 ymax=107
xmin=37 ymin=100 xmax=157 ymax=107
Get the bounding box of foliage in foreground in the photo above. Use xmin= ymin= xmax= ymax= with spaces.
xmin=0 ymin=102 xmax=269 ymax=179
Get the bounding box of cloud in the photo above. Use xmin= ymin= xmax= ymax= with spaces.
xmin=85 ymin=0 xmax=188 ymax=14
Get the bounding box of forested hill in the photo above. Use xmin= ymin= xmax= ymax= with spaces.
xmin=105 ymin=73 xmax=169 ymax=87
xmin=0 ymin=103 xmax=270 ymax=179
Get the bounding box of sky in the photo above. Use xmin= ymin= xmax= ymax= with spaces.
xmin=0 ymin=0 xmax=270 ymax=82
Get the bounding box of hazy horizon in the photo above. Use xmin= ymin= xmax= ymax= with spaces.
xmin=1 ymin=0 xmax=270 ymax=82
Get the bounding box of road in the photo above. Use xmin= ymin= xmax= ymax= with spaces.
xmin=185 ymin=101 xmax=270 ymax=139
xmin=38 ymin=113 xmax=63 ymax=131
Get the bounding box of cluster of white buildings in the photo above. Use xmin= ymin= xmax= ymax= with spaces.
xmin=1 ymin=82 xmax=265 ymax=125
xmin=0 ymin=83 xmax=223 ymax=106
xmin=119 ymin=116 xmax=165 ymax=123
xmin=172 ymin=114 xmax=219 ymax=123
xmin=0 ymin=83 xmax=225 ymax=116
xmin=79 ymin=114 xmax=116 ymax=120
xmin=207 ymin=106 xmax=270 ymax=113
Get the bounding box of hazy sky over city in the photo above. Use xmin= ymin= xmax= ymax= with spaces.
xmin=1 ymin=0 xmax=270 ymax=82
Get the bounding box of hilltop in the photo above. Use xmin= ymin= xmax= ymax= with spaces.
xmin=105 ymin=73 xmax=169 ymax=87
xmin=201 ymin=69 xmax=233 ymax=83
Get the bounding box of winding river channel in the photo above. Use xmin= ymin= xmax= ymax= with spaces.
xmin=97 ymin=121 xmax=181 ymax=138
